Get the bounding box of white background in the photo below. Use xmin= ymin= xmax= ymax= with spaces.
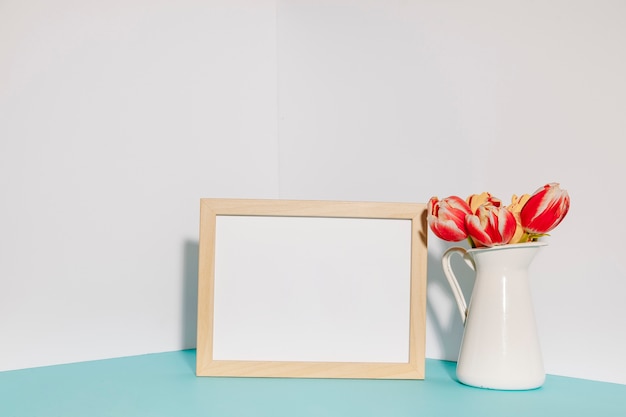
xmin=1 ymin=0 xmax=625 ymax=384
xmin=212 ymin=216 xmax=411 ymax=363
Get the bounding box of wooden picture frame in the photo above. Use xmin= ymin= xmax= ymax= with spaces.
xmin=196 ymin=199 xmax=428 ymax=379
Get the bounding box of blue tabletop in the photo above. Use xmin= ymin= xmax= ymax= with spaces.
xmin=1 ymin=350 xmax=624 ymax=417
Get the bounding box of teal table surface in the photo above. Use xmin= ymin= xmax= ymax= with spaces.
xmin=1 ymin=350 xmax=625 ymax=417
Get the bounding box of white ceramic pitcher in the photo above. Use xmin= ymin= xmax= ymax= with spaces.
xmin=442 ymin=242 xmax=546 ymax=390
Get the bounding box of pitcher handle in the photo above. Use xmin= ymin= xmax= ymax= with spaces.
xmin=442 ymin=247 xmax=475 ymax=326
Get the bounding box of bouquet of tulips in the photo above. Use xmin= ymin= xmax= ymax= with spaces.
xmin=427 ymin=183 xmax=570 ymax=248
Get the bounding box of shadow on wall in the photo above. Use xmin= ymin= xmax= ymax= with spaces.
xmin=181 ymin=235 xmax=476 ymax=372
xmin=426 ymin=244 xmax=475 ymax=364
xmin=182 ymin=240 xmax=199 ymax=349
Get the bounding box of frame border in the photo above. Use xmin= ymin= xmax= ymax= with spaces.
xmin=196 ymin=199 xmax=428 ymax=379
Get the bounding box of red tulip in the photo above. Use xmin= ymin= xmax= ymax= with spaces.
xmin=466 ymin=205 xmax=517 ymax=247
xmin=427 ymin=196 xmax=472 ymax=242
xmin=520 ymin=183 xmax=570 ymax=235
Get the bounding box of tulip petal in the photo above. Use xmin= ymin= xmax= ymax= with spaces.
xmin=521 ymin=183 xmax=570 ymax=234
xmin=427 ymin=196 xmax=472 ymax=242
xmin=466 ymin=205 xmax=516 ymax=247
xmin=467 ymin=192 xmax=501 ymax=214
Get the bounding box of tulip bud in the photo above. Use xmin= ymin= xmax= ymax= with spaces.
xmin=427 ymin=196 xmax=472 ymax=242
xmin=465 ymin=205 xmax=517 ymax=247
xmin=507 ymin=193 xmax=531 ymax=243
xmin=466 ymin=192 xmax=501 ymax=214
xmin=520 ymin=183 xmax=570 ymax=235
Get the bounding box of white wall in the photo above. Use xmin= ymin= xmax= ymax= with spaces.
xmin=0 ymin=0 xmax=279 ymax=369
xmin=2 ymin=1 xmax=625 ymax=384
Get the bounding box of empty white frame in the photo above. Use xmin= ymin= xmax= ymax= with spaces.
xmin=196 ymin=199 xmax=428 ymax=379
